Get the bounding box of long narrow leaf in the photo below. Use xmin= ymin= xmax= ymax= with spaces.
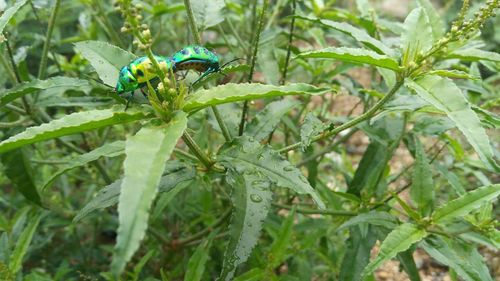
xmin=8 ymin=213 xmax=41 ymax=275
xmin=431 ymin=184 xmax=500 ymax=224
xmin=0 ymin=77 xmax=90 ymax=107
xmin=183 ymin=83 xmax=328 ymax=113
xmin=1 ymin=148 xmax=41 ymax=205
xmin=218 ymin=171 xmax=273 ymax=281
xmin=0 ymin=108 xmax=149 ymax=153
xmin=361 ymin=223 xmax=428 ymax=279
xmin=0 ymin=0 xmax=28 ymax=37
xmin=111 ymin=112 xmax=187 ymax=277
xmin=296 ymin=47 xmax=401 ymax=71
xmin=406 ymin=76 xmax=499 ymax=171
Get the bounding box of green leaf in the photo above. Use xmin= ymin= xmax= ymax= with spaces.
xmin=131 ymin=250 xmax=156 ymax=281
xmin=0 ymin=107 xmax=149 ymax=153
xmin=0 ymin=0 xmax=28 ymax=38
xmin=218 ymin=171 xmax=272 ymax=281
xmin=111 ymin=112 xmax=187 ymax=277
xmin=266 ymin=207 xmax=295 ymax=271
xmin=73 ymin=161 xmax=195 ymax=223
xmin=183 ymin=83 xmax=328 ymax=113
xmin=1 ymin=148 xmax=41 ymax=205
xmin=349 ymin=114 xmax=405 ymax=196
xmin=361 ymin=223 xmax=428 ymax=279
xmin=297 ymin=47 xmax=401 ymax=71
xmin=410 ymin=136 xmax=434 ymax=216
xmin=219 ymin=136 xmax=325 ymax=209
xmin=397 ymin=249 xmax=421 ymax=281
xmin=296 ymin=16 xmax=395 ymax=56
xmin=42 ymin=141 xmax=125 ymax=191
xmin=337 ymin=211 xmax=398 ymax=231
xmin=300 ymin=113 xmax=325 ymax=151
xmin=416 ymin=0 xmax=445 ymax=41
xmin=446 ymin=48 xmax=500 ymax=63
xmin=184 ymin=237 xmax=212 ymax=281
xmin=427 ymin=69 xmax=479 ymax=80
xmin=401 ymin=8 xmax=433 ymax=64
xmin=74 ymin=40 xmax=136 ymax=86
xmin=431 ymin=184 xmax=500 ymax=224
xmin=422 ymin=236 xmax=493 ymax=281
xmin=405 ymin=76 xmax=499 ymax=171
xmin=245 ymin=99 xmax=299 ymax=142
xmin=339 ymin=226 xmax=377 ymax=281
xmin=0 ymin=77 xmax=90 ymax=107
xmin=233 ymin=268 xmax=265 ymax=281
xmin=190 ymin=0 xmax=225 ymax=29
xmin=8 ymin=213 xmax=41 ymax=275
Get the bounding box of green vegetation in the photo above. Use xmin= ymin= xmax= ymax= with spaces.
xmin=0 ymin=0 xmax=498 ymax=280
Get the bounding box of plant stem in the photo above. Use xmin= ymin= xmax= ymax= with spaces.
xmin=239 ymin=0 xmax=269 ymax=136
xmin=182 ymin=132 xmax=213 ymax=169
xmin=211 ymin=106 xmax=232 ymax=142
xmin=278 ymin=79 xmax=405 ymax=153
xmin=280 ymin=0 xmax=296 ymax=85
xmin=0 ymin=53 xmax=18 ymax=83
xmin=38 ymin=0 xmax=61 ymax=79
xmin=183 ymin=0 xmax=201 ymax=45
xmin=3 ymin=33 xmax=21 ymax=83
xmin=272 ymin=203 xmax=357 ymax=216
xmin=183 ymin=0 xmax=232 ymax=143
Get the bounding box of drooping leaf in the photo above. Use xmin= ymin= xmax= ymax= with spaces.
xmin=416 ymin=0 xmax=445 ymax=41
xmin=300 ymin=113 xmax=325 ymax=151
xmin=184 ymin=236 xmax=213 ymax=281
xmin=431 ymin=184 xmax=500 ymax=224
xmin=190 ymin=0 xmax=225 ymax=29
xmin=74 ymin=40 xmax=136 ymax=86
xmin=183 ymin=83 xmax=328 ymax=113
xmin=361 ymin=223 xmax=428 ymax=279
xmin=397 ymin=249 xmax=421 ymax=281
xmin=8 ymin=213 xmax=41 ymax=275
xmin=266 ymin=207 xmax=295 ymax=271
xmin=422 ymin=236 xmax=493 ymax=281
xmin=410 ymin=136 xmax=434 ymax=216
xmin=339 ymin=226 xmax=378 ymax=281
xmin=0 ymin=0 xmax=28 ymax=39
xmin=245 ymin=99 xmax=299 ymax=142
xmin=0 ymin=107 xmax=149 ymax=153
xmin=297 ymin=47 xmax=401 ymax=71
xmin=1 ymin=148 xmax=41 ymax=205
xmin=349 ymin=114 xmax=405 ymax=196
xmin=428 ymin=69 xmax=479 ymax=80
xmin=296 ymin=16 xmax=395 ymax=56
xmin=405 ymin=76 xmax=499 ymax=171
xmin=111 ymin=112 xmax=187 ymax=277
xmin=42 ymin=141 xmax=125 ymax=191
xmin=446 ymin=48 xmax=500 ymax=63
xmin=337 ymin=211 xmax=398 ymax=231
xmin=0 ymin=77 xmax=90 ymax=107
xmin=73 ymin=161 xmax=195 ymax=223
xmin=401 ymin=8 xmax=433 ymax=64
xmin=218 ymin=136 xmax=325 ymax=209
xmin=218 ymin=171 xmax=273 ymax=281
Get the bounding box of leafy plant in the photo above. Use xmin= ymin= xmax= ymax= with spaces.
xmin=0 ymin=0 xmax=498 ymax=280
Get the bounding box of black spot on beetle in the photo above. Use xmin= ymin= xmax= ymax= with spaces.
xmin=136 ymin=69 xmax=144 ymax=77
xmin=181 ymin=49 xmax=188 ymax=55
xmin=194 ymin=46 xmax=200 ymax=54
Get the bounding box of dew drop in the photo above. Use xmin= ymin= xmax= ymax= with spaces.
xmin=283 ymin=165 xmax=294 ymax=171
xmin=250 ymin=194 xmax=263 ymax=203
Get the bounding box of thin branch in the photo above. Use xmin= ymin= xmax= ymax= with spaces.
xmin=38 ymin=0 xmax=61 ymax=79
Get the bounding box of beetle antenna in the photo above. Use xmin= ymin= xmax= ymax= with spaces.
xmin=82 ymin=74 xmax=115 ymax=90
xmin=220 ymin=58 xmax=242 ymax=69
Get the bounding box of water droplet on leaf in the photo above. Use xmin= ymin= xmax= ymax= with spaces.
xmin=250 ymin=194 xmax=263 ymax=203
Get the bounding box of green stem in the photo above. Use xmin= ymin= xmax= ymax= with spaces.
xmin=182 ymin=132 xmax=213 ymax=169
xmin=278 ymin=79 xmax=404 ymax=153
xmin=183 ymin=0 xmax=202 ymax=45
xmin=173 ymin=148 xmax=199 ymax=162
xmin=183 ymin=0 xmax=232 ymax=142
xmin=211 ymin=106 xmax=232 ymax=142
xmin=0 ymin=53 xmax=17 ymax=82
xmin=38 ymin=0 xmax=61 ymax=79
xmin=280 ymin=0 xmax=296 ymax=85
xmin=272 ymin=203 xmax=357 ymax=216
xmin=176 ymin=209 xmax=231 ymax=246
xmin=239 ymin=0 xmax=269 ymax=136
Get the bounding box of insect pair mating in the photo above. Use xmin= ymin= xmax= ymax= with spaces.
xmin=115 ymin=45 xmax=239 ymax=103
